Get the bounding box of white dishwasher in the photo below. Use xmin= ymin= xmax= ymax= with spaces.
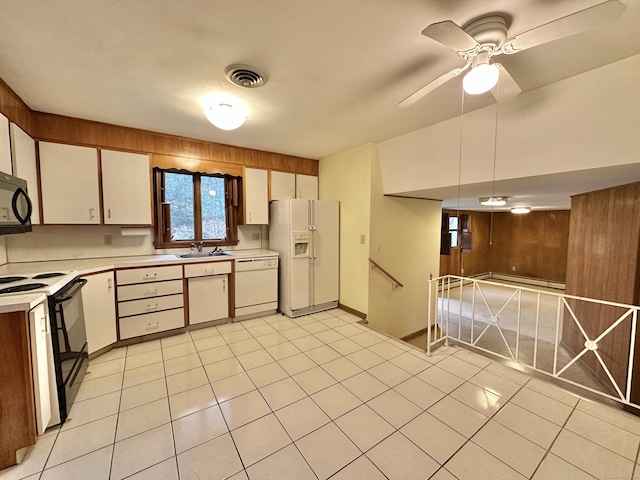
xmin=234 ymin=257 xmax=279 ymax=319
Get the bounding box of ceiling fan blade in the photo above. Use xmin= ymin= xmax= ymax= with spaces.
xmin=491 ymin=64 xmax=521 ymax=99
xmin=399 ymin=64 xmax=470 ymax=108
xmin=502 ymin=0 xmax=625 ymax=54
xmin=422 ymin=20 xmax=479 ymax=54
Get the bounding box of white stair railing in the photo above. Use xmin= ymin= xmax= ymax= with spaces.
xmin=427 ymin=275 xmax=640 ymax=408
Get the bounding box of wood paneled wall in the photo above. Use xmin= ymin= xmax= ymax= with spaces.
xmin=440 ymin=210 xmax=570 ymax=282
xmin=489 ymin=210 xmax=570 ymax=282
xmin=0 ymin=77 xmax=317 ymax=175
xmin=563 ymin=182 xmax=640 ymax=401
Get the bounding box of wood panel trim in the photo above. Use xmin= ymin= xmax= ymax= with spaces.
xmin=0 ymin=77 xmax=32 ymax=134
xmin=31 ymin=112 xmax=318 ymax=175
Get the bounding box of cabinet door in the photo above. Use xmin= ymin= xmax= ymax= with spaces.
xmin=39 ymin=142 xmax=100 ymax=224
xmin=10 ymin=124 xmax=40 ymax=224
xmin=101 ymin=150 xmax=151 ymax=225
xmin=296 ymin=174 xmax=318 ymax=200
xmin=0 ymin=114 xmax=12 ymax=174
xmin=29 ymin=302 xmax=51 ymax=435
xmin=82 ymin=272 xmax=117 ymax=354
xmin=243 ymin=167 xmax=268 ymax=224
xmin=270 ymin=171 xmax=295 ymax=200
xmin=188 ymin=275 xmax=229 ymax=324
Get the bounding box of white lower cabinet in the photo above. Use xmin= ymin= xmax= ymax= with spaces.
xmin=28 ymin=301 xmax=52 ymax=435
xmin=119 ymin=309 xmax=184 ymax=339
xmin=82 ymin=272 xmax=117 ymax=354
xmin=186 ymin=261 xmax=231 ymax=325
xmin=116 ymin=265 xmax=184 ymax=340
xmin=188 ymin=275 xmax=229 ymax=325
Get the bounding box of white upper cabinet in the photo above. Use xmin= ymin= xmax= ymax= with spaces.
xmin=296 ymin=174 xmax=318 ymax=200
xmin=270 ymin=171 xmax=296 ymax=201
xmin=39 ymin=142 xmax=100 ymax=224
xmin=0 ymin=114 xmax=12 ymax=175
xmin=101 ymin=149 xmax=151 ymax=225
xmin=270 ymin=171 xmax=318 ymax=201
xmin=10 ymin=123 xmax=40 ymax=224
xmin=244 ymin=167 xmax=268 ymax=224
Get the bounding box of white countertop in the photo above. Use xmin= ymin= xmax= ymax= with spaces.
xmin=0 ymin=249 xmax=279 ymax=312
xmin=0 ymin=249 xmax=279 ymax=276
xmin=0 ymin=293 xmax=47 ymax=314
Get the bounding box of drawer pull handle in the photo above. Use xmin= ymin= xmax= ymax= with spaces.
xmin=143 ymin=289 xmax=159 ymax=296
xmin=146 ymin=304 xmax=159 ymax=311
xmin=204 ymin=268 xmax=214 ymax=274
xmin=147 ymin=322 xmax=160 ymax=329
xmin=144 ymin=273 xmax=158 ymax=279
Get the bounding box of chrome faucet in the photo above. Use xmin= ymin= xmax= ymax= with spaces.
xmin=190 ymin=242 xmax=204 ymax=253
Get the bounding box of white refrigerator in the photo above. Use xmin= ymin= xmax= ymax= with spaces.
xmin=270 ymin=199 xmax=339 ymax=318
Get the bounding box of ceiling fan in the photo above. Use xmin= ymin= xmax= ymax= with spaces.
xmin=399 ymin=0 xmax=626 ymax=107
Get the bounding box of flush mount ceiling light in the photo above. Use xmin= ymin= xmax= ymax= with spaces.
xmin=463 ymin=52 xmax=499 ymax=95
xmin=201 ymin=94 xmax=248 ymax=131
xmin=511 ymin=207 xmax=531 ymax=214
xmin=480 ymin=196 xmax=507 ymax=206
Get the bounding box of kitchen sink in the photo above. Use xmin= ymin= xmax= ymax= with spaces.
xmin=176 ymin=251 xmax=231 ymax=259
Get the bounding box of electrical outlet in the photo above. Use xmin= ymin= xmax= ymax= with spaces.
xmin=360 ymin=234 xmax=366 ymax=245
xmin=461 ymin=268 xmax=464 ymax=274
xmin=376 ymin=244 xmax=381 ymax=254
xmin=512 ymin=266 xmax=516 ymax=271
xmin=104 ymin=235 xmax=113 ymax=245
xmin=252 ymin=232 xmax=261 ymax=241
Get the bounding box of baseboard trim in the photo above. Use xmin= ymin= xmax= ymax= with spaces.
xmin=338 ymin=303 xmax=367 ymax=320
xmin=401 ymin=324 xmax=438 ymax=342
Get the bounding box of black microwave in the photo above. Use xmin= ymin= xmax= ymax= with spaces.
xmin=0 ymin=172 xmax=32 ymax=235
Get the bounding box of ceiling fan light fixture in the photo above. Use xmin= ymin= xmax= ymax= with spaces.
xmin=511 ymin=207 xmax=531 ymax=214
xmin=202 ymin=95 xmax=248 ymax=130
xmin=480 ymin=196 xmax=507 ymax=206
xmin=463 ymin=62 xmax=499 ymax=95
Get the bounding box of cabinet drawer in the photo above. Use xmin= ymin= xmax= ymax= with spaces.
xmin=184 ymin=261 xmax=232 ymax=278
xmin=119 ymin=308 xmax=184 ymax=340
xmin=118 ymin=294 xmax=183 ymax=318
xmin=117 ymin=279 xmax=183 ymax=302
xmin=116 ymin=265 xmax=182 ymax=285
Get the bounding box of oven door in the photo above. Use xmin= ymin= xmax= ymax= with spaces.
xmin=49 ymin=277 xmax=88 ymax=423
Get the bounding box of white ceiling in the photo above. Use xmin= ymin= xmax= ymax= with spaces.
xmin=1 ymin=0 xmax=639 ymax=209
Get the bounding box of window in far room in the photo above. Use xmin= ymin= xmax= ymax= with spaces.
xmin=448 ymin=215 xmax=459 ymax=248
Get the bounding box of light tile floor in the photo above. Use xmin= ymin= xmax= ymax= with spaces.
xmin=3 ymin=309 xmax=640 ymax=479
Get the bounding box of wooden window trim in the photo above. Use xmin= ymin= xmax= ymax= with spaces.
xmin=153 ymin=167 xmax=240 ymax=248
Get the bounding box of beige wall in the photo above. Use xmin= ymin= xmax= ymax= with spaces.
xmin=319 ymin=144 xmax=372 ymax=315
xmin=368 ymin=147 xmax=442 ymax=339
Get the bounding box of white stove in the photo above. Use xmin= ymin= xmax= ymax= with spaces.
xmin=0 ymin=271 xmax=79 ymax=296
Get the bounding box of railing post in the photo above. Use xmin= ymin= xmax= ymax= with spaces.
xmin=427 ymin=273 xmax=433 ymax=356
xmin=626 ymin=309 xmax=638 ymax=403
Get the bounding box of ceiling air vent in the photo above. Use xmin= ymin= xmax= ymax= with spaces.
xmin=224 ymin=64 xmax=268 ymax=88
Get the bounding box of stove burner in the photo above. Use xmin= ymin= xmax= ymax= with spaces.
xmin=0 ymin=276 xmax=27 ymax=284
xmin=32 ymin=272 xmax=66 ymax=279
xmin=0 ymin=283 xmax=47 ymax=294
